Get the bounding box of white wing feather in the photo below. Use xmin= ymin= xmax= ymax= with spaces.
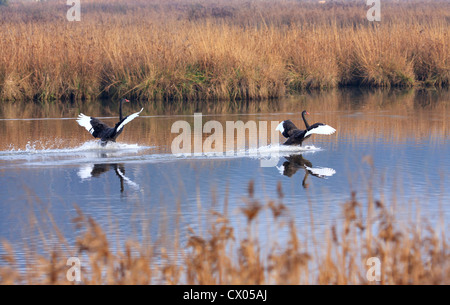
xmin=276 ymin=165 xmax=285 ymax=175
xmin=116 ymin=108 xmax=144 ymax=132
xmin=276 ymin=121 xmax=285 ymax=134
xmin=77 ymin=164 xmax=94 ymax=180
xmin=76 ymin=113 xmax=94 ymax=135
xmin=305 ymin=166 xmax=336 ymax=178
xmin=304 ymin=124 xmax=336 ymax=138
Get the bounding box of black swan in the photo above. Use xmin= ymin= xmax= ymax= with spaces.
xmin=76 ymin=99 xmax=143 ymax=146
xmin=277 ymin=154 xmax=313 ymax=178
xmin=276 ymin=110 xmax=336 ymax=146
xmin=277 ymin=154 xmax=336 ymax=188
xmin=77 ymin=163 xmax=140 ymax=192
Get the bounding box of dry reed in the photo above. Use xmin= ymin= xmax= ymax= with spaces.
xmin=0 ymin=0 xmax=449 ymax=102
xmin=0 ymin=181 xmax=448 ymax=285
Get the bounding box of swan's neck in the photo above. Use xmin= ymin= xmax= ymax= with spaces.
xmin=302 ymin=112 xmax=310 ymax=129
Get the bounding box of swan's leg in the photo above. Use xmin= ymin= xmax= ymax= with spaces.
xmin=302 ymin=171 xmax=310 ymax=188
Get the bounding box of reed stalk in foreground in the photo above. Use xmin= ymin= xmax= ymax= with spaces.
xmin=0 ymin=0 xmax=449 ymax=102
xmin=0 ymin=181 xmax=447 ymax=285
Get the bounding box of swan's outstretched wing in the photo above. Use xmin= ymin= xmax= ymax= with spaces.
xmin=77 ymin=164 xmax=94 ymax=180
xmin=304 ymin=123 xmax=336 ymax=138
xmin=276 ymin=120 xmax=299 ymax=138
xmin=76 ymin=114 xmax=110 ymax=138
xmin=305 ymin=166 xmax=336 ymax=178
xmin=76 ymin=114 xmax=95 ymax=135
xmin=116 ymin=108 xmax=144 ymax=132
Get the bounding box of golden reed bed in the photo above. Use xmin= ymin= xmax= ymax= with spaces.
xmin=0 ymin=0 xmax=449 ymax=102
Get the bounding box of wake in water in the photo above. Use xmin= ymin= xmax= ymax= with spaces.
xmin=0 ymin=140 xmax=150 ymax=167
xmin=0 ymin=139 xmax=326 ymax=170
xmin=1 ymin=140 xmax=143 ymax=156
xmin=247 ymin=144 xmax=320 ymax=158
xmin=172 ymin=144 xmax=321 ymax=159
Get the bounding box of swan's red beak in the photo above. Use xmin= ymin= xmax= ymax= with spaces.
xmin=306 ymin=111 xmax=310 ymax=115
xmin=125 ymin=99 xmax=130 ymax=103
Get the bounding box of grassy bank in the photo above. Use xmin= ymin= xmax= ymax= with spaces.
xmin=0 ymin=0 xmax=449 ymax=102
xmin=0 ymin=181 xmax=447 ymax=285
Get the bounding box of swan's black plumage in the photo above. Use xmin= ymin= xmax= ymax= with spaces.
xmin=77 ymin=99 xmax=143 ymax=146
xmin=277 ymin=154 xmax=336 ymax=188
xmin=279 ymin=154 xmax=313 ymax=177
xmin=276 ymin=110 xmax=336 ymax=146
xmin=78 ymin=163 xmax=129 ymax=193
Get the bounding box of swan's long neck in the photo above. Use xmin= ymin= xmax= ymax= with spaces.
xmin=302 ymin=112 xmax=310 ymax=129
xmin=119 ymin=100 xmax=124 ymax=121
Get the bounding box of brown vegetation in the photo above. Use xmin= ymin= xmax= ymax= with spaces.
xmin=0 ymin=0 xmax=449 ymax=102
xmin=0 ymin=181 xmax=447 ymax=284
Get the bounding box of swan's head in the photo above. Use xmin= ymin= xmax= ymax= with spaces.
xmin=302 ymin=110 xmax=310 ymax=116
xmin=121 ymin=98 xmax=130 ymax=103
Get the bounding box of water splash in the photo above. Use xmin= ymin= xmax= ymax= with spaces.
xmin=171 ymin=144 xmax=321 ymax=159
xmin=0 ymin=140 xmax=150 ymax=167
xmin=0 ymin=140 xmax=323 ymax=168
xmin=2 ymin=140 xmax=144 ymax=156
xmin=247 ymin=144 xmax=320 ymax=155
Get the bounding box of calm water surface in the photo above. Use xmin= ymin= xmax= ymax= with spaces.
xmin=0 ymin=89 xmax=449 ymax=263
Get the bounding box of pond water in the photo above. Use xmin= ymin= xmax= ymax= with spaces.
xmin=0 ymin=89 xmax=449 ymax=264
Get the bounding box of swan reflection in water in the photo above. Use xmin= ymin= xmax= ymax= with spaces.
xmin=77 ymin=163 xmax=141 ymax=193
xmin=276 ymin=154 xmax=336 ymax=188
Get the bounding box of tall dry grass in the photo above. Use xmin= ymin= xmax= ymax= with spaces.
xmin=0 ymin=0 xmax=449 ymax=102
xmin=0 ymin=181 xmax=447 ymax=285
